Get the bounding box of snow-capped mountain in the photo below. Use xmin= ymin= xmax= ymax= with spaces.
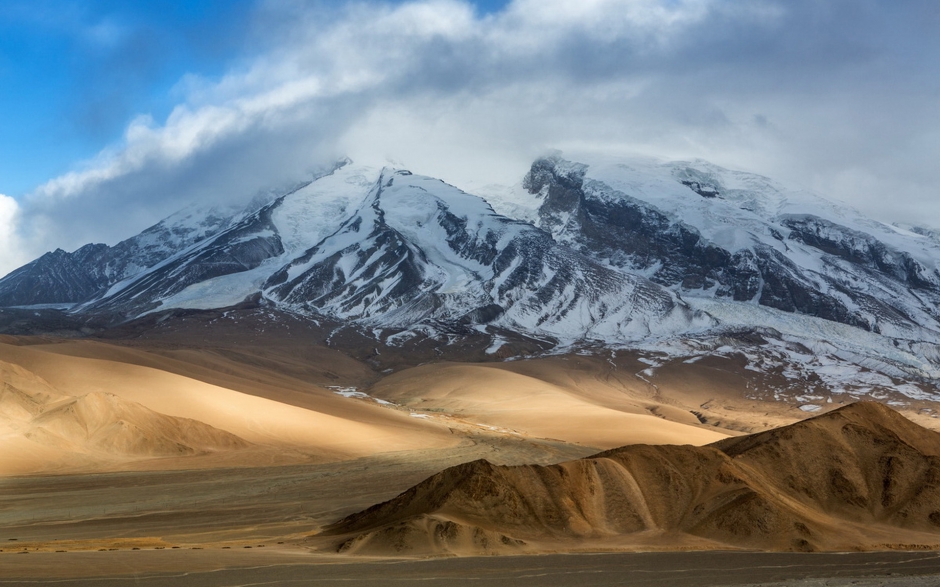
xmin=263 ymin=169 xmax=709 ymax=341
xmin=504 ymin=155 xmax=940 ymax=343
xmin=0 ymin=204 xmax=242 ymax=307
xmin=1 ymin=154 xmax=939 ymax=397
xmin=6 ymin=163 xmax=710 ymax=345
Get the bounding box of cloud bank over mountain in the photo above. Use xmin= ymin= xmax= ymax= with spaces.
xmin=4 ymin=0 xmax=938 ymax=276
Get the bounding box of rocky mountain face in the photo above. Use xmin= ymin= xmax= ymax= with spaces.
xmin=522 ymin=155 xmax=940 ymax=340
xmin=1 ymin=155 xmax=938 ymax=401
xmin=0 ymin=205 xmax=239 ymax=307
xmin=78 ymin=199 xmax=287 ymax=317
xmin=0 ymin=244 xmax=114 ymax=306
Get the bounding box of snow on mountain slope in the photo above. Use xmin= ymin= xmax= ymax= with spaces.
xmin=0 ymin=203 xmax=244 ymax=308
xmin=271 ymin=160 xmax=378 ymax=255
xmin=76 ymin=199 xmax=287 ymax=317
xmin=62 ymin=163 xmax=368 ymax=316
xmin=66 ymin=161 xmax=708 ymax=343
xmin=149 ymin=162 xmax=382 ymax=313
xmin=1 ymin=154 xmax=938 ymax=399
xmin=264 ymin=169 xmax=712 ymax=342
xmin=490 ymin=154 xmax=940 ymax=345
xmin=492 ymin=154 xmax=940 ymax=265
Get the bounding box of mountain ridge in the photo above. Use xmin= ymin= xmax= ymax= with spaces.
xmin=6 ymin=155 xmax=938 ymax=336
xmin=321 ymin=402 xmax=940 ymax=556
xmin=1 ymin=154 xmax=938 ymax=406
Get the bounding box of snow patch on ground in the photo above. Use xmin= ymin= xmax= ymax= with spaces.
xmin=328 ymin=386 xmax=394 ymax=406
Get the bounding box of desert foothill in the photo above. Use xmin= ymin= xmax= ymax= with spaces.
xmin=3 ymin=1 xmax=940 ymax=586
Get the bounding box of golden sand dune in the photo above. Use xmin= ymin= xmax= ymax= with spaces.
xmin=0 ymin=341 xmax=460 ymax=475
xmin=29 ymin=391 xmax=250 ymax=456
xmin=1 ymin=333 xmax=874 ymax=481
xmin=0 ymin=359 xmax=62 ymax=420
xmin=1 ymin=338 xmax=747 ymax=477
xmin=324 ymin=403 xmax=940 ymax=555
xmin=370 ymin=363 xmax=729 ymax=448
xmin=0 ymin=359 xmax=251 ymax=474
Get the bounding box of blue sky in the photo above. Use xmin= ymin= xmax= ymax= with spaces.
xmin=0 ymin=0 xmax=252 ymax=196
xmin=0 ymin=0 xmax=937 ymax=274
xmin=0 ymin=0 xmax=510 ymax=196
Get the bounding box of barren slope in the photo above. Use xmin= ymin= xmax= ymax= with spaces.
xmin=0 ymin=340 xmax=459 ymax=475
xmin=370 ymin=362 xmax=729 ymax=447
xmin=323 ymin=403 xmax=940 ymax=555
xmin=0 ymin=333 xmax=771 ymax=477
xmin=0 ymin=358 xmax=252 ymax=475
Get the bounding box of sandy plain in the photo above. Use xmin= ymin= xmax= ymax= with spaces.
xmin=3 ymin=550 xmax=940 ymax=586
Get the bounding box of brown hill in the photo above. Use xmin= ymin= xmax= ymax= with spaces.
xmin=322 ymin=402 xmax=940 ymax=555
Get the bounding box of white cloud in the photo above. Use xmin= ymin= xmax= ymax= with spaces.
xmin=6 ymin=0 xmax=940 ymax=276
xmin=0 ymin=195 xmax=27 ymax=276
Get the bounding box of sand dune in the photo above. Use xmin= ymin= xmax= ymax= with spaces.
xmin=0 ymin=341 xmax=460 ymax=475
xmin=370 ymin=363 xmax=729 ymax=448
xmin=1 ymin=338 xmax=745 ymax=477
xmin=30 ymin=391 xmax=250 ymax=456
xmin=5 ymin=333 xmax=913 ymax=482
xmin=323 ymin=403 xmax=940 ymax=556
xmin=0 ymin=358 xmax=252 ymax=475
xmin=0 ymin=359 xmax=62 ymax=420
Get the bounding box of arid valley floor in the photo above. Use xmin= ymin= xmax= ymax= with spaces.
xmin=4 ymin=311 xmax=940 ymax=585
